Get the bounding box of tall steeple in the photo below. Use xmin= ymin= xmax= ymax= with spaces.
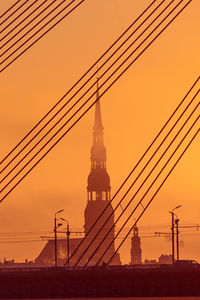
xmin=83 ymin=78 xmax=121 ymax=265
xmin=35 ymin=77 xmax=121 ymax=266
xmin=87 ymin=78 xmax=110 ymax=201
xmin=93 ymin=79 xmax=103 ymax=133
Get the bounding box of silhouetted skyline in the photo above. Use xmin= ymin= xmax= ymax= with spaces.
xmin=0 ymin=0 xmax=199 ymax=264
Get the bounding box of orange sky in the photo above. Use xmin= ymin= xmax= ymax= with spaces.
xmin=0 ymin=0 xmax=199 ymax=264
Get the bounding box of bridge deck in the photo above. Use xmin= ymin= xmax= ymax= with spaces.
xmin=0 ymin=265 xmax=200 ymax=298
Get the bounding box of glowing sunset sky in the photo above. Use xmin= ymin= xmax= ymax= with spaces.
xmin=0 ymin=0 xmax=199 ymax=264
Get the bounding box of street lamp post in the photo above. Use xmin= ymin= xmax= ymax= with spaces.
xmin=59 ymin=217 xmax=70 ymax=267
xmin=54 ymin=216 xmax=57 ymax=267
xmin=169 ymin=211 xmax=175 ymax=265
xmin=169 ymin=205 xmax=182 ymax=265
xmin=54 ymin=209 xmax=64 ymax=267
xmin=175 ymin=218 xmax=180 ymax=261
xmin=67 ymin=222 xmax=70 ymax=268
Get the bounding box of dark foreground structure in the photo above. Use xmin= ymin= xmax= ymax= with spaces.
xmin=0 ymin=265 xmax=200 ymax=298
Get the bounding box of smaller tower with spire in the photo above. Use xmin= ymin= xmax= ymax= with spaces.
xmin=130 ymin=226 xmax=142 ymax=264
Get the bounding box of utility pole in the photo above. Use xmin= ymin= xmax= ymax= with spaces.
xmin=67 ymin=222 xmax=70 ymax=268
xmin=169 ymin=205 xmax=182 ymax=265
xmin=170 ymin=211 xmax=175 ymax=265
xmin=54 ymin=216 xmax=57 ymax=267
xmin=175 ymin=218 xmax=180 ymax=261
xmin=58 ymin=217 xmax=71 ymax=267
xmin=54 ymin=209 xmax=64 ymax=267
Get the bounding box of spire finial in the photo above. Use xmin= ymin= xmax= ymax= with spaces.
xmin=94 ymin=66 xmax=103 ymax=131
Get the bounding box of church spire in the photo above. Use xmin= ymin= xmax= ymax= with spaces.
xmin=84 ymin=76 xmax=121 ymax=265
xmin=93 ymin=78 xmax=103 ymax=132
xmin=87 ymin=76 xmax=110 ymax=202
xmin=91 ymin=77 xmax=106 ymax=166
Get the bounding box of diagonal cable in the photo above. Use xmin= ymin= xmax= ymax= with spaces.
xmin=0 ymin=0 xmax=53 ymax=44
xmin=0 ymin=0 xmax=192 ymax=202
xmin=74 ymin=100 xmax=199 ymax=267
xmin=89 ymin=106 xmax=200 ymax=266
xmin=107 ymin=127 xmax=199 ymax=265
xmin=0 ymin=0 xmax=158 ymax=170
xmin=95 ymin=114 xmax=199 ymax=266
xmin=0 ymin=0 xmax=158 ymax=165
xmin=0 ymin=0 xmax=39 ymax=34
xmin=74 ymin=94 xmax=199 ymax=267
xmin=0 ymin=0 xmax=22 ymax=19
xmin=0 ymin=0 xmax=85 ymax=71
xmin=0 ymin=0 xmax=30 ymax=26
xmin=65 ymin=75 xmax=199 ymax=266
xmin=0 ymin=0 xmax=170 ymax=178
xmin=0 ymin=0 xmax=79 ymax=59
xmin=0 ymin=0 xmax=188 ymax=191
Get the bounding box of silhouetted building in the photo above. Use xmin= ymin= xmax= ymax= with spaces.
xmin=36 ymin=238 xmax=83 ymax=265
xmin=143 ymin=255 xmax=172 ymax=265
xmin=159 ymin=254 xmax=172 ymax=264
xmin=144 ymin=259 xmax=157 ymax=264
xmin=130 ymin=226 xmax=142 ymax=264
xmin=83 ymin=80 xmax=121 ymax=265
xmin=35 ymin=81 xmax=121 ymax=266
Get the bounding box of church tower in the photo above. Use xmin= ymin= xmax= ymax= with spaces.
xmin=84 ymin=80 xmax=121 ymax=265
xmin=130 ymin=226 xmax=142 ymax=264
xmin=35 ymin=79 xmax=121 ymax=266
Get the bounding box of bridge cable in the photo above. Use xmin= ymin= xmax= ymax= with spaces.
xmin=64 ymin=79 xmax=199 ymax=265
xmin=107 ymin=127 xmax=199 ymax=265
xmin=0 ymin=0 xmax=83 ymax=60
xmin=0 ymin=0 xmax=192 ymax=200
xmin=0 ymin=0 xmax=85 ymax=71
xmin=0 ymin=0 xmax=53 ymax=44
xmin=0 ymin=0 xmax=192 ymax=208
xmin=0 ymin=0 xmax=169 ymax=178
xmin=69 ymin=89 xmax=199 ymax=266
xmin=64 ymin=88 xmax=199 ymax=263
xmin=0 ymin=0 xmax=39 ymax=34
xmin=73 ymin=89 xmax=199 ymax=267
xmin=0 ymin=0 xmax=22 ymax=19
xmin=0 ymin=0 xmax=29 ymax=26
xmin=82 ymin=102 xmax=199 ymax=267
xmin=0 ymin=0 xmax=158 ymax=168
xmin=0 ymin=0 xmax=78 ymax=52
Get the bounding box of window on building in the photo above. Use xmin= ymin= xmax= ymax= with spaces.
xmin=92 ymin=191 xmax=96 ymax=200
xmin=96 ymin=191 xmax=101 ymax=200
